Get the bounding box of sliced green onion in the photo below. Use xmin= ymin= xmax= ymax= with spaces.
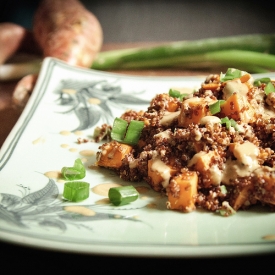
xmin=264 ymin=82 xmax=275 ymax=95
xmin=220 ymin=185 xmax=227 ymax=195
xmin=169 ymin=88 xmax=189 ymax=101
xmin=61 ymin=158 xmax=86 ymax=180
xmin=108 ymin=185 xmax=139 ymax=206
xmin=253 ymin=80 xmax=262 ymax=87
xmin=61 ymin=167 xmax=82 ymax=180
xmin=169 ymin=89 xmax=181 ymax=98
xmin=110 ymin=117 xmax=128 ymax=142
xmin=209 ymin=100 xmax=225 ymax=115
xmin=225 ymin=120 xmax=231 ymax=129
xmin=123 ymin=120 xmax=144 ymax=145
xmin=73 ymin=158 xmax=86 ymax=173
xmin=253 ymin=77 xmax=271 ymax=87
xmin=220 ymin=117 xmax=238 ymax=131
xmin=111 ymin=117 xmax=144 ymax=145
xmin=229 ymin=118 xmax=239 ymax=131
xmin=220 ymin=68 xmax=242 ymax=82
xmin=221 ymin=117 xmax=230 ymax=129
xmin=179 ymin=94 xmax=189 ymax=101
xmin=63 ymin=181 xmax=90 ymax=202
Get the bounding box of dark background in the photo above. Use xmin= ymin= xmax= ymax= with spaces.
xmin=0 ymin=0 xmax=275 ymax=43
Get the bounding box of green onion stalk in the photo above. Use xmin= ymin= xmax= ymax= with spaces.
xmin=91 ymin=33 xmax=275 ymax=73
xmin=2 ymin=34 xmax=275 ymax=81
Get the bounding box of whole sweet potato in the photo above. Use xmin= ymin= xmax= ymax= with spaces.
xmin=33 ymin=0 xmax=103 ymax=67
xmin=0 ymin=23 xmax=30 ymax=64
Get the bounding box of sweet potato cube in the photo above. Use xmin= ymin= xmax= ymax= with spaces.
xmin=193 ymin=142 xmax=203 ymax=153
xmin=230 ymin=184 xmax=254 ymax=210
xmin=254 ymin=167 xmax=275 ymax=205
xmin=96 ymin=141 xmax=132 ymax=168
xmin=178 ymin=97 xmax=214 ymax=127
xmin=187 ymin=151 xmax=221 ymax=187
xmin=167 ymin=171 xmax=198 ymax=212
xmin=167 ymin=101 xmax=179 ymax=112
xmin=191 ymin=151 xmax=215 ymax=172
xmin=148 ymin=158 xmax=178 ymax=191
xmin=220 ymin=93 xmax=255 ymax=123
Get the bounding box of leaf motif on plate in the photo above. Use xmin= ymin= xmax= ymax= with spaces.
xmin=39 ymin=218 xmax=67 ymax=231
xmin=54 ymin=79 xmax=150 ymax=131
xmin=21 ymin=179 xmax=59 ymax=205
xmin=0 ymin=179 xmax=144 ymax=232
xmin=73 ymin=106 xmax=101 ymax=131
xmin=0 ymin=205 xmax=26 ymax=227
xmin=58 ymin=211 xmax=139 ymax=223
xmin=0 ymin=193 xmax=21 ymax=207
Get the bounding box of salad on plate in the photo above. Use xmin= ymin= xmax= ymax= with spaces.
xmin=93 ymin=68 xmax=275 ymax=216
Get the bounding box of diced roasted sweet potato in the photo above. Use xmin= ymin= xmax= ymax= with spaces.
xmin=230 ymin=183 xmax=255 ymax=210
xmin=202 ymin=83 xmax=220 ymax=90
xmin=167 ymin=170 xmax=198 ymax=212
xmin=178 ymin=97 xmax=215 ymax=127
xmin=190 ymin=151 xmax=215 ymax=172
xmin=187 ymin=151 xmax=221 ymax=187
xmin=239 ymin=73 xmax=251 ymax=83
xmin=96 ymin=141 xmax=132 ymax=168
xmin=253 ymin=167 xmax=275 ymax=205
xmin=148 ymin=157 xmax=178 ymax=191
xmin=167 ymin=101 xmax=179 ymax=112
xmin=192 ymin=142 xmax=203 ymax=153
xmin=220 ymin=93 xmax=255 ymax=123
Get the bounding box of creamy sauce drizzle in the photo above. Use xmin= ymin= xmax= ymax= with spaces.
xmin=223 ymin=79 xmax=249 ymax=99
xmin=60 ymin=130 xmax=71 ymax=136
xmin=95 ymin=198 xmax=110 ymax=205
xmin=44 ymin=171 xmax=62 ymax=179
xmin=88 ymin=98 xmax=101 ymax=105
xmin=150 ymin=157 xmax=172 ymax=188
xmin=160 ymin=111 xmax=180 ymax=126
xmin=92 ymin=183 xmax=122 ymax=196
xmin=262 ymin=235 xmax=275 ymax=241
xmin=79 ymin=150 xmax=95 ymax=157
xmin=74 ymin=131 xmax=83 ymax=136
xmin=64 ymin=206 xmax=96 ymax=216
xmin=62 ymin=89 xmax=76 ymax=95
xmin=233 ymin=142 xmax=259 ymax=166
xmin=129 ymin=159 xmax=139 ymax=169
xmin=80 ymin=157 xmax=88 ymax=163
xmin=209 ymin=164 xmax=222 ymax=186
xmin=69 ymin=148 xmax=78 ymax=152
xmin=60 ymin=144 xmax=70 ymax=148
xmin=222 ymin=141 xmax=259 ymax=185
xmin=200 ymin=116 xmax=221 ymax=125
xmin=32 ymin=136 xmax=45 ymax=145
xmin=154 ymin=130 xmax=171 ymax=140
xmin=146 ymin=203 xmax=157 ymax=209
xmin=135 ymin=186 xmax=150 ymax=194
xmin=263 ymin=106 xmax=275 ymax=118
